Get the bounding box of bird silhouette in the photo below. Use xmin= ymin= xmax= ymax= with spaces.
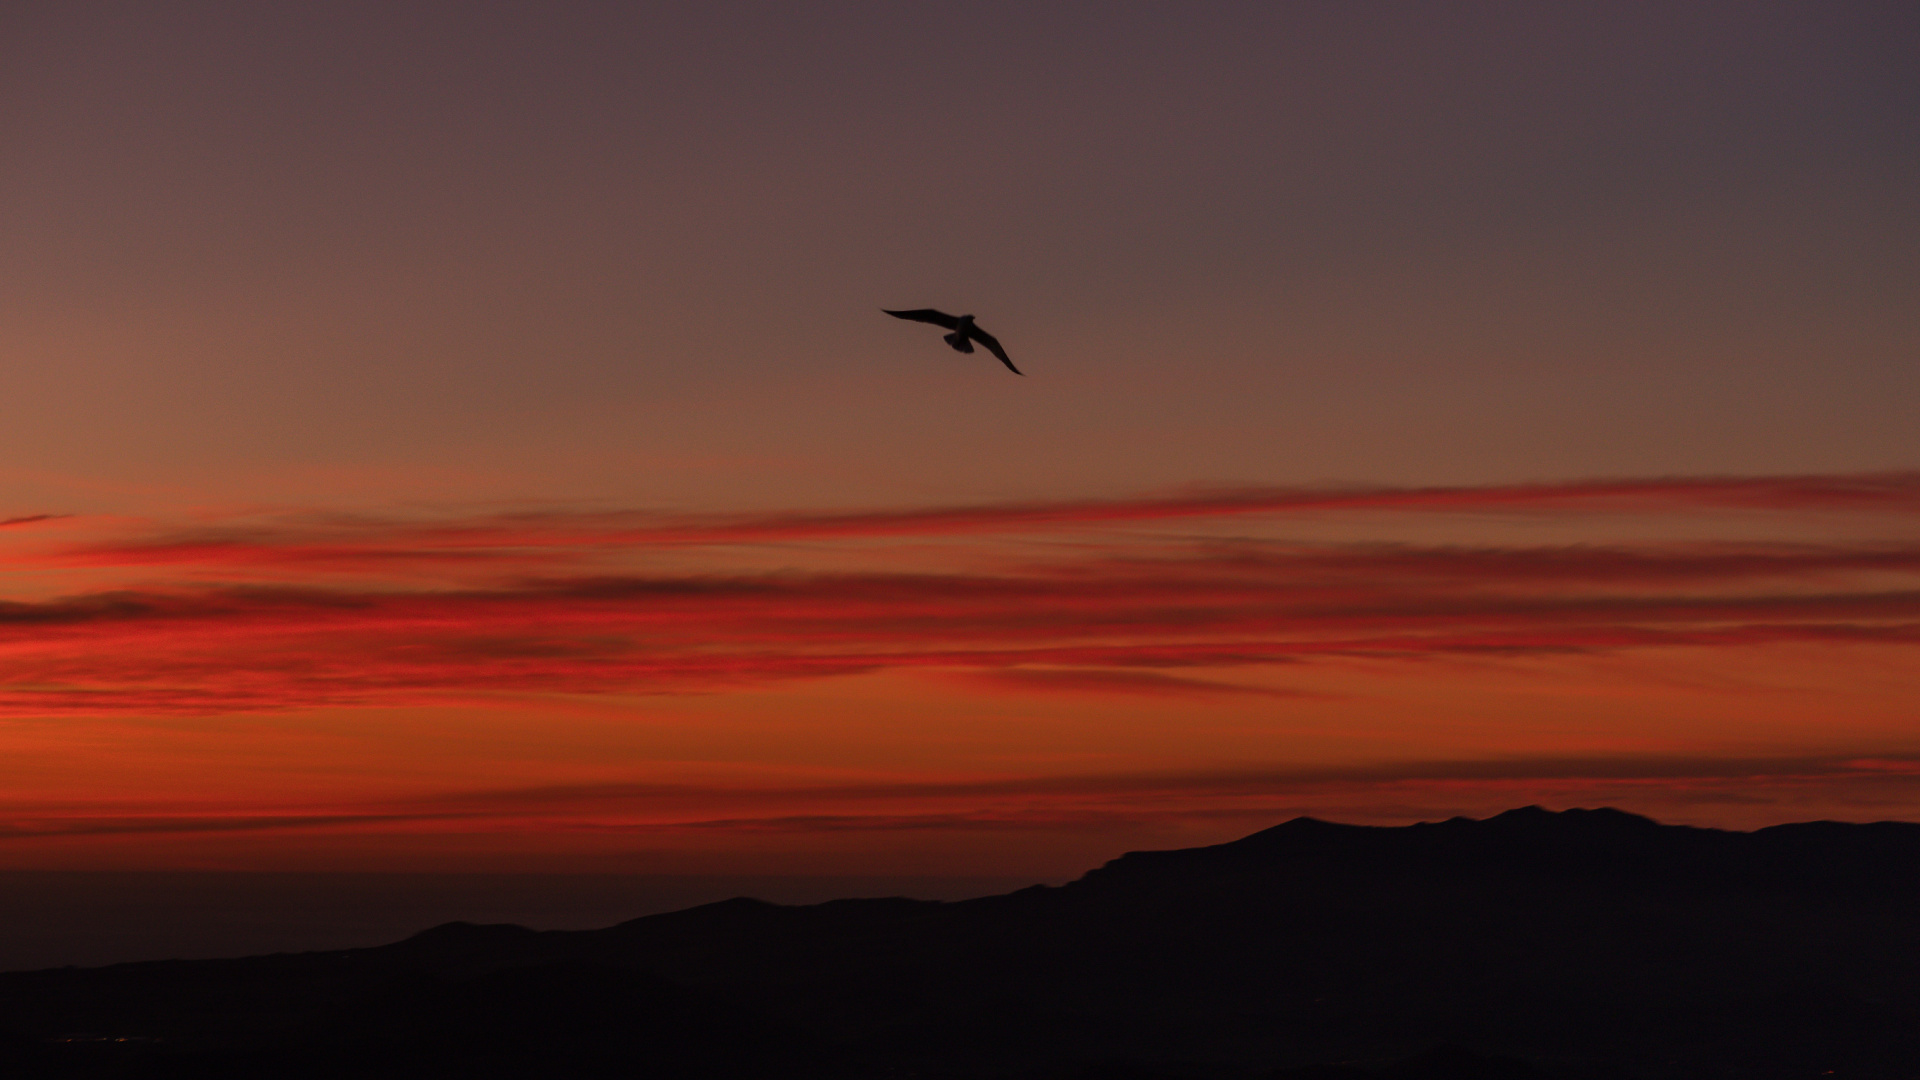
xmin=883 ymin=309 xmax=1022 ymax=375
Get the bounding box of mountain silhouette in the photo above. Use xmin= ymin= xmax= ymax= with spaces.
xmin=4 ymin=807 xmax=1918 ymax=1078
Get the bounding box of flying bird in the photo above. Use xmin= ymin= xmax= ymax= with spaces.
xmin=883 ymin=309 xmax=1022 ymax=375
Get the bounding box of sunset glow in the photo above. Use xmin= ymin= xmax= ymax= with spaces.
xmin=3 ymin=4 xmax=1916 ymax=883
xmin=4 ymin=474 xmax=1917 ymax=872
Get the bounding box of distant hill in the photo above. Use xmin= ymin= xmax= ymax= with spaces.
xmin=5 ymin=806 xmax=1918 ymax=1078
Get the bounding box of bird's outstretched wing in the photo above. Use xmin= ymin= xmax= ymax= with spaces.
xmin=883 ymin=308 xmax=960 ymax=329
xmin=966 ymin=325 xmax=1023 ymax=375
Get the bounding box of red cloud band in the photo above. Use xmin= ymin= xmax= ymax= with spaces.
xmin=5 ymin=754 xmax=1919 ymax=840
xmin=33 ymin=472 xmax=1920 ymax=575
xmin=4 ymin=528 xmax=1919 ymax=713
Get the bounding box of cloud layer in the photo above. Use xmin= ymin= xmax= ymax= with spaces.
xmin=3 ymin=474 xmax=1918 ymax=717
xmin=6 ymin=753 xmax=1918 ymax=842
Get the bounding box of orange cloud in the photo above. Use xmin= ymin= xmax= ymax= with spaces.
xmin=2 ymin=474 xmax=1918 ymax=718
xmin=32 ymin=471 xmax=1920 ymax=575
xmin=5 ymin=753 xmax=1918 ymax=842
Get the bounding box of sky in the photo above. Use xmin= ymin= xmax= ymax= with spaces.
xmin=2 ymin=1 xmax=1918 ymax=880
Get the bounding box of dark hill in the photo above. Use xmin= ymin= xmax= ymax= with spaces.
xmin=5 ymin=807 xmax=1919 ymax=1078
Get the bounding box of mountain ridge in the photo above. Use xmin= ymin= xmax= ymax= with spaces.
xmin=6 ymin=806 xmax=1919 ymax=1078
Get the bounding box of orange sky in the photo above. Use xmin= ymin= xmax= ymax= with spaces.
xmin=2 ymin=4 xmax=1917 ymax=875
xmin=4 ymin=475 xmax=1917 ymax=873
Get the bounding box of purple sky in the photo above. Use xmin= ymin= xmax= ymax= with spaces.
xmin=3 ymin=2 xmax=1914 ymax=513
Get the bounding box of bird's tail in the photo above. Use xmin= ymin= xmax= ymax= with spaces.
xmin=943 ymin=331 xmax=975 ymax=353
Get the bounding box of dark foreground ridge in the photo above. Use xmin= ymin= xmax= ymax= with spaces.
xmin=5 ymin=807 xmax=1919 ymax=1078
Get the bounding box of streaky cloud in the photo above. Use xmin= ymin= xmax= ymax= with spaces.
xmin=39 ymin=472 xmax=1920 ymax=572
xmin=4 ymin=754 xmax=1917 ymax=841
xmin=1 ymin=474 xmax=1917 ymax=716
